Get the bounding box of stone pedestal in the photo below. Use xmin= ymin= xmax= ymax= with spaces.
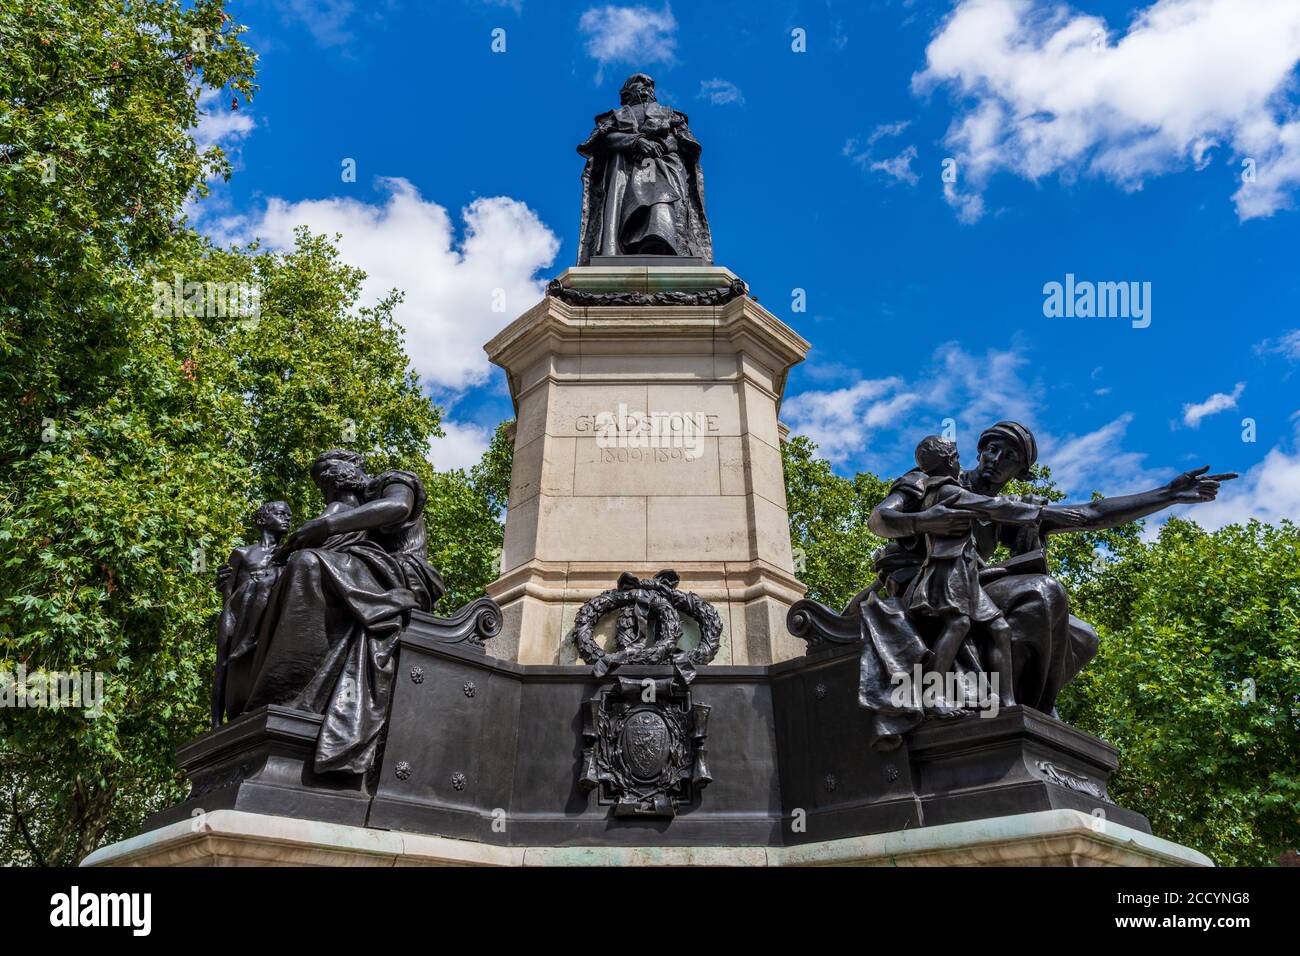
xmin=484 ymin=265 xmax=810 ymax=665
xmin=83 ymin=808 xmax=1212 ymax=867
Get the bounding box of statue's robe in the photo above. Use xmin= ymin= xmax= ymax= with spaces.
xmin=856 ymin=469 xmax=1099 ymax=749
xmin=576 ymin=101 xmax=712 ymax=264
xmin=241 ymin=471 xmax=445 ymax=774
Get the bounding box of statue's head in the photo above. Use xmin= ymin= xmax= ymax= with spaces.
xmin=254 ymin=500 xmax=292 ymax=535
xmin=311 ymin=449 xmax=368 ymax=497
xmin=619 ymin=73 xmax=656 ymax=106
xmin=974 ymin=421 xmax=1038 ymax=488
xmin=915 ymin=435 xmax=959 ymax=478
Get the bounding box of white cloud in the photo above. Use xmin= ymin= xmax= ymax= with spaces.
xmin=870 ymin=145 xmax=921 ymax=185
xmin=193 ymin=88 xmax=254 ymax=150
xmin=279 ymin=0 xmax=357 ymax=48
xmin=786 ymin=342 xmax=1169 ymax=498
xmin=845 ymin=123 xmax=921 ymax=186
xmin=916 ymin=0 xmax=1300 ymax=221
xmin=868 ymin=120 xmax=912 ymax=144
xmin=1174 ymin=413 xmax=1300 ymax=528
xmin=1257 ymin=328 xmax=1300 ymax=360
xmin=944 ymin=178 xmax=987 ymax=223
xmin=698 ymin=78 xmax=744 ymax=106
xmin=240 ymin=178 xmax=559 ymax=390
xmin=183 ymin=88 xmax=256 ymax=233
xmin=1182 ymin=382 xmax=1246 ymax=427
xmin=578 ymin=3 xmax=677 ymax=81
xmin=926 ymin=342 xmax=1041 ymax=431
xmin=1039 ymin=413 xmax=1163 ymax=496
xmin=786 ymin=343 xmax=1037 ymax=468
xmin=428 ymin=420 xmax=493 ymax=472
xmin=782 ymin=377 xmax=920 ymax=461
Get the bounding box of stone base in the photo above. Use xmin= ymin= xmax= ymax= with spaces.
xmin=83 ymin=808 xmax=1212 ymax=867
xmin=483 ymin=264 xmax=811 ymax=665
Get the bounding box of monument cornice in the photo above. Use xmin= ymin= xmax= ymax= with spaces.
xmin=486 ymin=558 xmax=806 ymax=607
xmin=485 ymin=281 xmax=811 ymax=417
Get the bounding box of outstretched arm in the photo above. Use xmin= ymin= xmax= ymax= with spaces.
xmin=1039 ymin=466 xmax=1237 ymax=534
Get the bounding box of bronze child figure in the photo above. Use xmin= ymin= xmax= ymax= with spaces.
xmin=906 ymin=436 xmax=1076 ymax=716
xmin=212 ymin=500 xmax=292 ymax=728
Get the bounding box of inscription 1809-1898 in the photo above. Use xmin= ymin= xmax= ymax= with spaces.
xmin=576 ymin=406 xmax=721 ymax=464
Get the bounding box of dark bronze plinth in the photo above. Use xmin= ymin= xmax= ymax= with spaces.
xmin=147 ymin=635 xmax=1148 ymax=847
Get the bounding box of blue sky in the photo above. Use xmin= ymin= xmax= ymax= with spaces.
xmin=193 ymin=0 xmax=1300 ymax=528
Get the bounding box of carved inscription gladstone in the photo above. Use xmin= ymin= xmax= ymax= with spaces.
xmin=577 ymin=405 xmax=721 ymax=465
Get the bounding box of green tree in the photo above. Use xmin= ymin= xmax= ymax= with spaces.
xmin=0 ymin=229 xmax=445 ymax=866
xmin=1059 ymin=518 xmax=1300 ymax=866
xmin=1 ymin=0 xmax=256 ymax=428
xmin=0 ymin=0 xmax=258 ymax=866
xmin=426 ymin=421 xmax=513 ymax=609
xmin=781 ymin=434 xmax=890 ymax=610
xmin=0 ymin=1 xmax=515 ymax=866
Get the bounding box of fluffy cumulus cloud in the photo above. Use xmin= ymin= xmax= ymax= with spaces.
xmin=244 ymin=178 xmax=559 ymax=390
xmin=782 ymin=377 xmax=921 ymax=461
xmin=579 ymin=3 xmax=677 ymax=81
xmin=428 ymin=420 xmax=494 ymax=472
xmin=915 ymin=0 xmax=1300 ymax=221
xmin=1181 ymin=382 xmax=1245 ymax=427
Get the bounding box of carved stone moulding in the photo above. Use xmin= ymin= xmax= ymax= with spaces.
xmin=545 ymin=277 xmax=748 ymax=308
xmin=579 ymin=676 xmax=711 ymax=818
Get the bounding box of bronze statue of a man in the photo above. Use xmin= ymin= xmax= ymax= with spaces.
xmin=576 ymin=72 xmax=712 ymax=264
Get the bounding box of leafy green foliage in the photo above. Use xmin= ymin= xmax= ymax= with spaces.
xmin=0 ymin=230 xmax=446 ymax=865
xmin=781 ymin=434 xmax=890 ymax=610
xmin=0 ymin=1 xmax=505 ymax=866
xmin=1059 ymin=519 xmax=1300 ymax=866
xmin=426 ymin=421 xmax=512 ymax=610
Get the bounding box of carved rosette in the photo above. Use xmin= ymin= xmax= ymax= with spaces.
xmin=579 ymin=677 xmax=711 ymax=818
xmin=573 ymin=569 xmax=722 ymax=681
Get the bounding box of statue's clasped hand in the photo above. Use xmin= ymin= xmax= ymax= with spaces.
xmin=634 ymin=136 xmax=665 ymax=159
xmin=911 ymin=505 xmax=981 ymax=536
